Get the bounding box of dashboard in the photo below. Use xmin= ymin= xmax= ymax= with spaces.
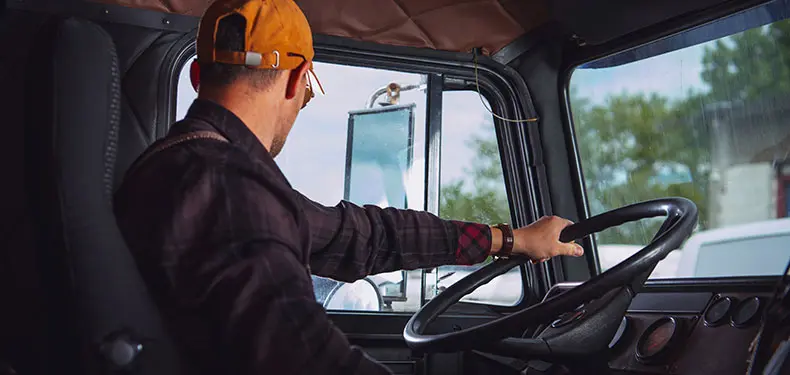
xmin=543 ymin=279 xmax=777 ymax=374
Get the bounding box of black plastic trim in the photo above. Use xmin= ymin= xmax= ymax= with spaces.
xmin=551 ymin=276 xmax=781 ymax=295
xmin=563 ymin=0 xmax=769 ymax=68
xmin=491 ymin=35 xmax=537 ymax=66
xmin=643 ymin=276 xmax=780 ymax=292
xmin=628 ymin=291 xmax=712 ymax=314
xmin=160 ymin=32 xmax=195 ymax=133
xmin=425 ymin=74 xmax=443 ymax=216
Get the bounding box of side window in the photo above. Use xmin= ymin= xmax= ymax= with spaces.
xmin=175 ymin=60 xmax=522 ymax=310
xmin=570 ymin=10 xmax=790 ymax=279
xmin=430 ymin=91 xmax=522 ymax=306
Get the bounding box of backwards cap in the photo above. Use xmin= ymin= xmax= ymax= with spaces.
xmin=197 ymin=0 xmax=315 ymax=70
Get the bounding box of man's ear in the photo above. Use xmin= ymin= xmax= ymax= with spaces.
xmin=285 ymin=61 xmax=310 ymax=100
xmin=190 ymin=59 xmax=200 ymax=92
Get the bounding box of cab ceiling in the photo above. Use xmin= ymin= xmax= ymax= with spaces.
xmin=90 ymin=0 xmax=547 ymax=54
xmin=86 ymin=0 xmax=768 ymax=55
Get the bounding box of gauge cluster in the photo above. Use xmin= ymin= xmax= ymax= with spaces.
xmin=702 ymin=295 xmax=764 ymax=328
xmin=543 ymin=282 xmax=773 ymax=375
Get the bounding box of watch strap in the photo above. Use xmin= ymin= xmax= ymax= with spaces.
xmin=494 ymin=223 xmax=514 ymax=258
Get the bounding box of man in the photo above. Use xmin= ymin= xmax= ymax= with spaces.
xmin=113 ymin=0 xmax=584 ymax=374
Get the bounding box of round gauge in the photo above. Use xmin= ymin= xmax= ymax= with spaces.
xmin=704 ymin=296 xmax=733 ymax=327
xmin=731 ymin=296 xmax=762 ymax=328
xmin=636 ymin=317 xmax=680 ymax=364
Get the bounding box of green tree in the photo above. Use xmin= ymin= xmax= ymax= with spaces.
xmin=701 ymin=21 xmax=790 ymax=101
xmin=572 ymin=91 xmax=711 ymax=244
xmin=439 ymin=124 xmax=510 ymax=224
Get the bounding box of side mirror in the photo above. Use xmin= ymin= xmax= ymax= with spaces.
xmin=344 ymin=103 xmax=415 ymax=208
xmin=343 ymin=102 xmax=417 ymax=306
xmin=324 ymin=278 xmax=383 ymax=311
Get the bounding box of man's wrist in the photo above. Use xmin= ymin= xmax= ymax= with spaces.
xmin=489 ymin=226 xmax=502 ymax=255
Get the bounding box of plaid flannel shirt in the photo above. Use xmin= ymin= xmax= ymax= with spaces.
xmin=114 ymin=99 xmax=492 ymax=375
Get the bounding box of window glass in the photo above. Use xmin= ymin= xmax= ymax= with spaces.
xmin=570 ymin=8 xmax=790 ymax=279
xmin=432 ymin=91 xmax=522 ymax=306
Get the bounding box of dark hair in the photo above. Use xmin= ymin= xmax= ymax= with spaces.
xmin=199 ymin=13 xmax=281 ymax=89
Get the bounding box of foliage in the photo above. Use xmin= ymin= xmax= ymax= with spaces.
xmin=439 ymin=124 xmax=510 ymax=224
xmin=701 ymin=23 xmax=790 ymax=101
xmin=572 ymin=91 xmax=712 ymax=244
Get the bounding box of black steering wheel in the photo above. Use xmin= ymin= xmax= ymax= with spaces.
xmin=403 ymin=198 xmax=698 ymax=363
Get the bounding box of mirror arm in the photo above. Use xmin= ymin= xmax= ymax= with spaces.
xmin=366 ymin=83 xmax=427 ymax=108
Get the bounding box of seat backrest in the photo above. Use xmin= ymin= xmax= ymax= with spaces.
xmin=24 ymin=16 xmax=181 ymax=375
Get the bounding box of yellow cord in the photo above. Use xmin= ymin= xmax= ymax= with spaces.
xmin=473 ymin=52 xmax=539 ymax=124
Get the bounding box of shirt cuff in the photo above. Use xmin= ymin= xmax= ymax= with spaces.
xmin=450 ymin=221 xmax=492 ymax=265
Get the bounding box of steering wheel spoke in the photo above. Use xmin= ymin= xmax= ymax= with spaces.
xmin=404 ymin=198 xmax=698 ymax=362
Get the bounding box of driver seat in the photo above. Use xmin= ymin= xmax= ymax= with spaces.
xmin=24 ymin=16 xmax=181 ymax=375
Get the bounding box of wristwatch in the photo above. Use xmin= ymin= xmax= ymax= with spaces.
xmin=493 ymin=223 xmax=515 ymax=258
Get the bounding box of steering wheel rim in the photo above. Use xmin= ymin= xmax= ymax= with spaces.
xmin=403 ymin=197 xmax=698 ymax=356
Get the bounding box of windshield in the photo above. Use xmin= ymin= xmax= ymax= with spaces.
xmin=571 ymin=3 xmax=790 ymax=279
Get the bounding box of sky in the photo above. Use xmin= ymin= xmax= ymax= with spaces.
xmin=572 ymin=43 xmax=710 ymax=105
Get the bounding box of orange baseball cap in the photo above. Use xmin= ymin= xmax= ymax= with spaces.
xmin=196 ymin=0 xmax=323 ymax=100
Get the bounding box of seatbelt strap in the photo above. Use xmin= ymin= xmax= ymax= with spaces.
xmin=125 ymin=130 xmax=229 ymax=177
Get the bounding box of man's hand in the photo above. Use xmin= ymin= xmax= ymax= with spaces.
xmin=491 ymin=216 xmax=584 ymax=263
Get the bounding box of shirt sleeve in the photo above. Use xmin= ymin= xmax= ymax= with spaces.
xmin=298 ymin=193 xmax=492 ymax=282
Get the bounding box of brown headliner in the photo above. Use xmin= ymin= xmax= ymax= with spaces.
xmin=89 ymin=0 xmax=548 ymax=54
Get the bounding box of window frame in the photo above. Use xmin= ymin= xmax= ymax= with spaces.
xmin=169 ymin=34 xmax=549 ymax=314
xmin=777 ymin=162 xmax=790 ymax=219
xmin=559 ymin=0 xmax=788 ymax=285
xmin=315 ymin=44 xmax=541 ymax=314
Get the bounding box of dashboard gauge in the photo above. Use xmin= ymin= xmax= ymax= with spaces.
xmin=636 ymin=317 xmax=681 ymax=364
xmin=704 ymin=296 xmax=733 ymax=327
xmin=608 ymin=316 xmax=629 ymax=349
xmin=731 ymin=296 xmax=762 ymax=328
